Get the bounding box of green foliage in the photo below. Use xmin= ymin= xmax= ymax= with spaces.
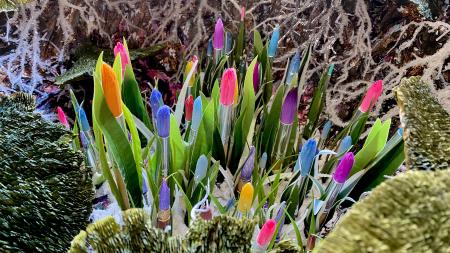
xmin=0 ymin=93 xmax=93 ymax=252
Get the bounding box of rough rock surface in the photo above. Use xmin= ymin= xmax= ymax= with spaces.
xmin=0 ymin=93 xmax=93 ymax=252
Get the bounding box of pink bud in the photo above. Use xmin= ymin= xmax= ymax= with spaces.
xmin=359 ymin=80 xmax=383 ymax=113
xmin=220 ymin=68 xmax=237 ymax=106
xmin=57 ymin=106 xmax=70 ymax=130
xmin=114 ymin=42 xmax=130 ymax=74
xmin=257 ymin=219 xmax=277 ymax=249
xmin=240 ymin=6 xmax=245 ymax=22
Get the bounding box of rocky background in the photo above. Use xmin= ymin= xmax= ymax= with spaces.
xmin=0 ymin=0 xmax=449 ymax=126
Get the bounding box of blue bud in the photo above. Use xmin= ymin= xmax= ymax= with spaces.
xmin=267 ymin=26 xmax=280 ymax=58
xmin=397 ymin=127 xmax=403 ymax=136
xmin=78 ymin=107 xmax=90 ymax=132
xmin=207 ymin=39 xmax=213 ymax=57
xmin=327 ymin=63 xmax=335 ymax=76
xmin=294 ymin=139 xmax=317 ymax=176
xmin=337 ymin=136 xmax=352 ymax=154
xmin=285 ymin=52 xmax=301 ymax=85
xmin=156 ymin=105 xmax=171 ymax=138
xmin=320 ymin=120 xmax=332 ymax=141
xmin=194 ymin=155 xmax=208 ymax=183
xmin=79 ymin=131 xmax=89 ymax=148
xmin=225 ymin=32 xmax=233 ymax=54
xmin=191 ymin=96 xmax=203 ymax=132
xmin=150 ymin=89 xmax=163 ymax=119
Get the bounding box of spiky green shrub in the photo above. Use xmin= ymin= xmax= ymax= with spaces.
xmin=69 ymin=209 xmax=256 ymax=253
xmin=0 ymin=93 xmax=94 ymax=252
xmin=314 ymin=169 xmax=450 ymax=253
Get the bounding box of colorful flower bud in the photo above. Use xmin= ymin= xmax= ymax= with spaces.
xmin=337 ymin=136 xmax=352 ymax=154
xmin=113 ymin=41 xmax=130 ymax=75
xmin=101 ymin=63 xmax=123 ymax=117
xmin=150 ymin=89 xmax=163 ymax=118
xmin=156 ymin=105 xmax=171 ymax=138
xmin=159 ymin=178 xmax=170 ymax=211
xmin=321 ymin=120 xmax=332 ymax=141
xmin=253 ymin=62 xmax=260 ymax=92
xmin=207 ymin=39 xmax=213 ymax=57
xmin=237 ymin=182 xmax=254 ymax=213
xmin=78 ymin=107 xmax=90 ymax=132
xmin=359 ymin=80 xmax=383 ymax=113
xmin=185 ymin=95 xmax=194 ymax=121
xmin=280 ymin=88 xmax=298 ymax=125
xmin=240 ymin=6 xmax=245 ymax=22
xmin=328 ymin=63 xmax=335 ymax=76
xmin=191 ymin=96 xmax=203 ymax=132
xmin=333 ymin=152 xmax=355 ymax=184
xmin=213 ymin=18 xmax=224 ymax=50
xmin=285 ymin=52 xmax=301 ymax=85
xmin=240 ymin=146 xmax=255 ymax=182
xmin=184 ymin=60 xmax=196 ymax=87
xmin=256 ymin=219 xmax=277 ymax=249
xmin=57 ymin=106 xmax=70 ymax=129
xmin=220 ymin=68 xmax=237 ymax=106
xmin=259 ymin=152 xmax=267 ymax=170
xmin=268 ymin=26 xmax=280 ymax=58
xmin=194 ymin=155 xmax=208 ymax=183
xmin=294 ymin=138 xmax=317 ymax=176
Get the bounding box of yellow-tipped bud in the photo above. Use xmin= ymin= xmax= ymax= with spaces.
xmin=184 ymin=60 xmax=196 ymax=87
xmin=237 ymin=182 xmax=254 ymax=213
xmin=101 ymin=63 xmax=123 ymax=117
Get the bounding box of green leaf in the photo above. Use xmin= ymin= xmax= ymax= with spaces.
xmin=92 ymin=53 xmax=142 ymax=207
xmin=253 ymin=30 xmax=264 ymax=55
xmin=234 ymin=21 xmax=245 ymax=68
xmin=122 ymin=64 xmax=152 ymax=130
xmin=297 ymin=43 xmax=312 ymax=91
xmin=350 ymin=132 xmax=405 ymax=198
xmin=122 ymin=104 xmax=143 ymax=189
xmin=112 ymin=54 xmax=122 ymax=85
xmin=229 ymin=58 xmax=257 ymax=172
xmin=303 ymin=66 xmax=330 ymax=139
xmin=351 ymin=119 xmax=391 ymax=175
xmin=169 ymin=115 xmax=188 ymax=176
xmin=260 ymin=85 xmax=285 ymax=165
xmin=190 ymin=100 xmax=215 ymax=172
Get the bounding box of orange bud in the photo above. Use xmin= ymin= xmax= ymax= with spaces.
xmin=101 ymin=63 xmax=123 ymax=117
xmin=237 ymin=182 xmax=254 ymax=213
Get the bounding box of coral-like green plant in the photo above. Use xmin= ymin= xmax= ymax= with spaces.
xmin=315 ymin=77 xmax=450 ymax=253
xmin=0 ymin=93 xmax=94 ymax=252
xmin=69 ymin=209 xmax=256 ymax=253
xmin=395 ymin=76 xmax=450 ymax=170
xmin=314 ymin=169 xmax=450 ymax=253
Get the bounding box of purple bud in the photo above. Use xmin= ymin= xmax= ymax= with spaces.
xmin=156 ymin=105 xmax=171 ymax=138
xmin=275 ymin=201 xmax=286 ymax=241
xmin=240 ymin=146 xmax=255 ymax=182
xmin=213 ymin=18 xmax=224 ymax=49
xmin=280 ymin=88 xmax=298 ymax=125
xmin=253 ymin=62 xmax=260 ymax=92
xmin=79 ymin=131 xmax=89 ymax=148
xmin=159 ymin=178 xmax=170 ymax=210
xmin=333 ymin=152 xmax=355 ymax=184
